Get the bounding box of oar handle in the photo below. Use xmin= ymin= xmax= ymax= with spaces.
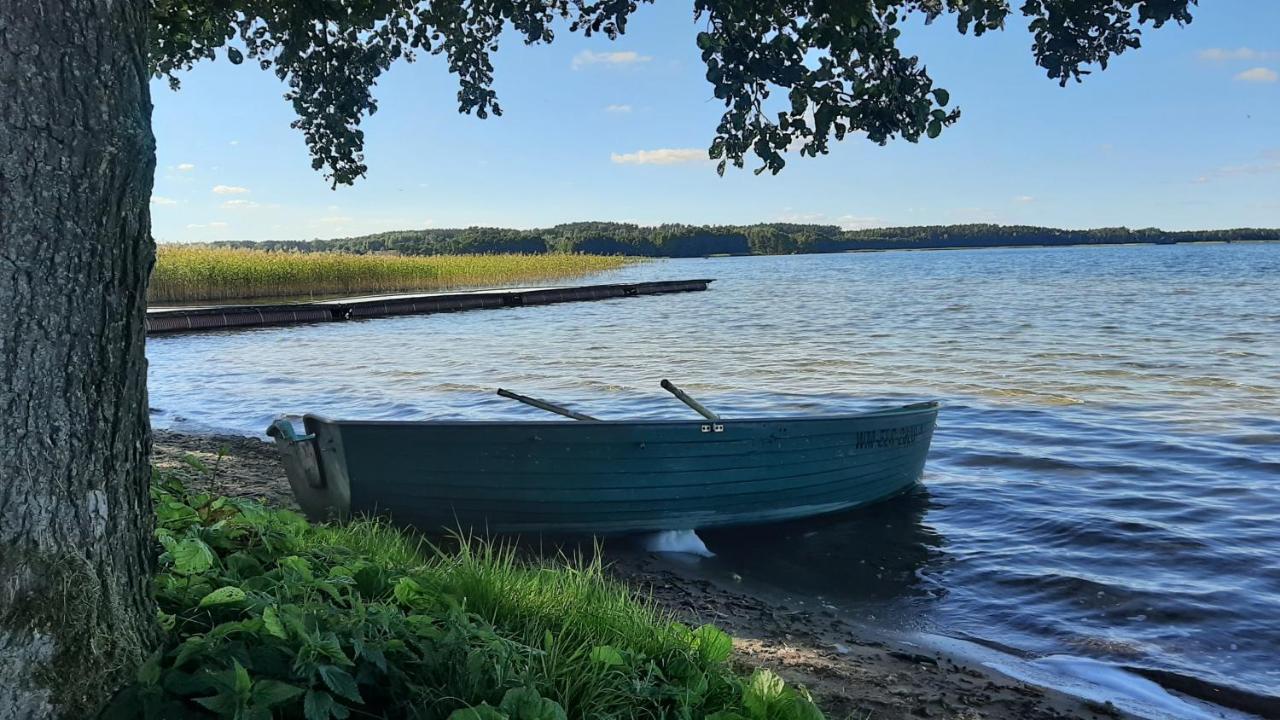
xmin=660 ymin=379 xmax=720 ymax=421
xmin=497 ymin=388 xmax=599 ymax=421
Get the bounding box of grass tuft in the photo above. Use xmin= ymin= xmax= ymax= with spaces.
xmin=149 ymin=246 xmax=637 ymax=304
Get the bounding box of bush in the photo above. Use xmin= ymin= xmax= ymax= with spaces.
xmin=104 ymin=475 xmax=824 ymax=720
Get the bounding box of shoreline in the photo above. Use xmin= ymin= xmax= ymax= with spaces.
xmin=152 ymin=430 xmax=1249 ymax=720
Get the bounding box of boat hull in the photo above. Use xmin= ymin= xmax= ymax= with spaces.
xmin=269 ymin=402 xmax=939 ymax=534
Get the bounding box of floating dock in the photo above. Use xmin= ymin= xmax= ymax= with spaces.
xmin=146 ymin=279 xmax=714 ymax=334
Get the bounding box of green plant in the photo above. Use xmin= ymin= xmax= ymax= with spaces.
xmin=103 ymin=475 xmax=825 ymax=719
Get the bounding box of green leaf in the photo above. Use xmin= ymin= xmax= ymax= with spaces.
xmin=181 ymin=453 xmax=209 ymax=472
xmin=448 ymin=704 xmax=508 ymax=720
xmin=262 ymin=605 xmax=287 ymax=639
xmin=500 ymin=687 xmax=566 ymax=720
xmin=926 ymin=120 xmax=942 ymax=139
xmin=136 ymin=649 xmax=163 ymax=686
xmin=692 ymin=625 xmax=733 ymax=663
xmin=194 ymin=693 xmax=238 ymax=714
xmin=304 ymin=689 xmax=335 ymax=720
xmin=198 ymin=586 xmax=246 ymax=608
xmin=392 ymin=577 xmax=427 ymax=607
xmin=405 ymin=614 xmax=441 ymax=638
xmin=173 ymin=637 xmax=208 ymax=668
xmin=742 ymin=669 xmax=786 ymax=719
xmin=156 ymin=609 xmax=176 ymax=631
xmin=589 ymin=645 xmax=624 ymax=667
xmin=933 ymin=88 xmax=950 ymax=106
xmin=317 ymin=665 xmax=362 ymax=704
xmin=233 ymin=660 xmax=252 ymax=696
xmin=171 ymin=537 xmax=215 ymax=575
xmin=252 ymin=679 xmax=306 ymax=707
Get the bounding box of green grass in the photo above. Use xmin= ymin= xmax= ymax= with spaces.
xmin=104 ymin=473 xmax=825 ymax=720
xmin=149 ymin=246 xmax=637 ymax=304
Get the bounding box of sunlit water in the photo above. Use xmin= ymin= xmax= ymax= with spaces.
xmin=148 ymin=243 xmax=1280 ymax=704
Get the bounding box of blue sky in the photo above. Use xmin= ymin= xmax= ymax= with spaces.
xmin=149 ymin=3 xmax=1280 ymax=243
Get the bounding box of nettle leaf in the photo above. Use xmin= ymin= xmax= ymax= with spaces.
xmin=173 ymin=637 xmax=208 ymax=668
xmin=392 ymin=577 xmax=428 ymax=607
xmin=198 ymin=586 xmax=247 ymax=608
xmin=171 ymin=537 xmax=215 ymax=575
xmin=136 ymin=649 xmax=163 ymax=686
xmin=233 ymin=660 xmax=252 ymax=695
xmin=317 ymin=665 xmax=363 ymax=704
xmin=180 ymin=453 xmax=209 ymax=473
xmin=304 ymin=689 xmax=336 ymax=720
xmin=252 ymin=679 xmax=306 ymax=707
xmin=194 ymin=692 xmax=238 ymax=714
xmin=262 ymin=605 xmax=288 ymax=639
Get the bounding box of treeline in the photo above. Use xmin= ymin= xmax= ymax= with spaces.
xmin=213 ymin=223 xmax=1280 ymax=257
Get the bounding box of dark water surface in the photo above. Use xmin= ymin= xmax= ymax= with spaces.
xmin=148 ymin=243 xmax=1280 ymax=704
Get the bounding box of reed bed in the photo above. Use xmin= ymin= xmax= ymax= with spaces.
xmin=150 ymin=245 xmax=636 ymax=303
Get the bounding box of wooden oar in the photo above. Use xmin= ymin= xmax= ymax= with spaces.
xmin=660 ymin=379 xmax=720 ymax=420
xmin=496 ymin=388 xmax=599 ymax=421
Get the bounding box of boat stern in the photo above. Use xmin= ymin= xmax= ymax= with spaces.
xmin=266 ymin=417 xmax=351 ymax=522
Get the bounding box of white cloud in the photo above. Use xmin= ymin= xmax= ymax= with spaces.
xmin=1235 ymin=67 xmax=1278 ymax=83
xmin=185 ymin=223 xmax=205 ymax=229
xmin=604 ymin=104 xmax=633 ymax=113
xmin=773 ymin=211 xmax=882 ymax=229
xmin=185 ymin=221 xmax=230 ymax=229
xmin=1196 ymin=150 xmax=1280 ymax=184
xmin=228 ymin=140 xmax=240 ymax=146
xmin=610 ymin=148 xmax=706 ymax=165
xmin=572 ymin=50 xmax=651 ymax=70
xmin=221 ymin=199 xmax=261 ymax=209
xmin=836 ymin=214 xmax=883 ymax=230
xmin=212 ymin=184 xmax=250 ymax=195
xmin=209 ymin=222 xmax=229 ymax=229
xmin=1198 ymin=48 xmax=1279 ymax=62
xmin=1014 ymin=195 xmax=1036 ymax=204
xmin=150 ymin=195 xmax=178 ymax=206
xmin=776 ymin=211 xmax=828 ymax=224
xmin=317 ymin=216 xmax=354 ymax=225
xmin=176 ymin=163 xmax=195 ymax=172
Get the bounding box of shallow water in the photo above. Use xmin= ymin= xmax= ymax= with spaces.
xmin=147 ymin=243 xmax=1280 ymax=704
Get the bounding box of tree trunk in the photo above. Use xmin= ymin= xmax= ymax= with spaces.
xmin=0 ymin=1 xmax=158 ymax=717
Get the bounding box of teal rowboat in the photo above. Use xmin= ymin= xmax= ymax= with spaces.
xmin=267 ymin=396 xmax=940 ymax=534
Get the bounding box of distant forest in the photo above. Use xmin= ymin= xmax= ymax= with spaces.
xmin=213 ymin=223 xmax=1280 ymax=257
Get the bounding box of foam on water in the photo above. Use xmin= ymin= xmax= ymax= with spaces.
xmin=641 ymin=530 xmax=715 ymax=557
xmin=923 ymin=633 xmax=1254 ymax=720
xmin=985 ymin=655 xmax=1239 ymax=720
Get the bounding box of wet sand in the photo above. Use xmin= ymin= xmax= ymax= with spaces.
xmin=153 ymin=430 xmax=1128 ymax=720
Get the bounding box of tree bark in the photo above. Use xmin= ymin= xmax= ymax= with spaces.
xmin=0 ymin=1 xmax=158 ymax=717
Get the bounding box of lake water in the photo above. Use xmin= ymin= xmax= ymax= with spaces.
xmin=147 ymin=243 xmax=1280 ymax=709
